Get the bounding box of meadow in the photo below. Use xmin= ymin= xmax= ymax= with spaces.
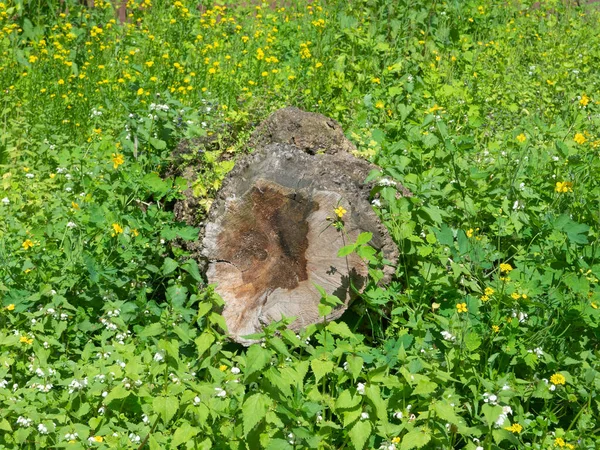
xmin=0 ymin=0 xmax=599 ymax=448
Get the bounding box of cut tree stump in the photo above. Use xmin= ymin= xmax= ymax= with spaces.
xmin=183 ymin=107 xmax=407 ymax=345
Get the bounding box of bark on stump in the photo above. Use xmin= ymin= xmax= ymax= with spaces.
xmin=196 ymin=108 xmax=402 ymax=345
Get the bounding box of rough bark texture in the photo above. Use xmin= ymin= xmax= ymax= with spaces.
xmin=192 ymin=107 xmax=406 ymax=345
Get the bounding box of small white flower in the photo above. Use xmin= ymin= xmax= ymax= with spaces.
xmin=65 ymin=432 xmax=79 ymax=441
xmin=37 ymin=423 xmax=48 ymax=434
xmin=495 ymin=414 xmax=508 ymax=427
xmin=371 ymin=199 xmax=382 ymax=207
xmin=550 ymin=384 xmax=556 ymax=391
xmin=153 ymin=352 xmax=164 ymax=362
xmin=360 ymin=412 xmax=369 ymax=420
xmin=66 ymin=221 xmax=77 ymax=229
xmin=502 ymin=406 xmax=513 ymax=415
xmin=102 ymin=391 xmax=108 ymax=398
xmin=35 ymin=368 xmax=45 ymax=377
xmin=502 ymin=384 xmax=510 ymax=391
xmin=441 ymin=330 xmax=456 ymax=342
xmin=476 ymin=447 xmax=484 ymax=450
xmin=378 ymin=178 xmax=395 ymax=187
xmin=393 ymin=411 xmax=403 ymax=419
xmin=231 ymin=367 xmax=240 ymax=374
xmin=533 ymin=347 xmax=543 ymax=357
xmin=129 ymin=433 xmax=141 ymax=444
xmin=214 ymin=387 xmax=227 ymax=398
xmin=16 ymin=416 xmax=32 ymax=427
xmin=1 ymin=197 xmax=9 ymax=205
xmin=26 ymin=173 xmax=34 ymax=179
xmin=357 ymin=382 xmax=366 ymax=395
xmin=193 ymin=396 xmax=201 ymax=406
xmin=98 ymin=406 xmax=105 ymax=415
xmin=65 ymin=187 xmax=72 ymax=192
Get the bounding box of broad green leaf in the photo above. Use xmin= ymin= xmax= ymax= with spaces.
xmin=162 ymin=257 xmax=179 ymax=275
xmin=400 ymin=427 xmax=431 ymax=449
xmin=245 ymin=344 xmax=272 ymax=379
xmin=242 ymin=393 xmax=269 ymax=436
xmin=355 ymin=232 xmax=373 ymax=245
xmin=334 ymin=389 xmax=362 ymax=411
xmin=412 ymin=379 xmax=437 ymax=396
xmin=171 ymin=424 xmax=200 ymax=447
xmin=482 ymin=404 xmax=503 ymax=427
xmin=348 ymin=419 xmax=371 ymax=449
xmin=265 ymin=439 xmax=294 ymax=450
xmin=195 ymin=332 xmax=215 ymax=356
xmin=311 ymin=359 xmax=334 ymax=383
xmin=104 ymin=384 xmax=130 ymax=404
xmin=139 ymin=322 xmax=164 ymax=338
xmin=345 ymin=355 xmax=364 ymax=380
xmin=182 ymin=259 xmax=203 ymax=282
xmin=153 ymin=396 xmax=179 ymax=425
xmin=338 ymin=244 xmax=356 ymax=257
xmin=326 ymin=321 xmax=355 ymax=340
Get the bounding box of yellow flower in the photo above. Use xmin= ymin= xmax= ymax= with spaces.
xmin=22 ymin=239 xmax=34 ymax=250
xmin=145 ymin=61 xmax=154 ymax=67
xmin=137 ymin=88 xmax=145 ymax=96
xmin=574 ymin=133 xmax=586 ymax=145
xmin=219 ymin=365 xmax=227 ymax=371
xmin=72 ymin=201 xmax=80 ymax=210
xmin=550 ymin=373 xmax=566 ymax=385
xmin=375 ymin=101 xmax=385 ymax=109
xmin=112 ymin=153 xmax=124 ymax=169
xmin=93 ymin=436 xmax=103 ymax=442
xmin=504 ymin=423 xmax=522 ymax=434
xmin=591 ymin=302 xmax=598 ymax=309
xmin=6 ymin=304 xmax=15 ymax=311
xmin=546 ymin=79 xmax=555 ymax=86
xmin=484 ymin=287 xmax=495 ymax=296
xmin=112 ymin=223 xmax=124 ymax=235
xmin=371 ymin=77 xmax=381 ymax=84
xmin=492 ymin=325 xmax=500 ymax=333
xmin=20 ymin=336 xmax=34 ymax=345
xmin=456 ymin=303 xmax=468 ymax=313
xmin=511 ymin=292 xmax=521 ymax=300
xmin=579 ymin=94 xmax=590 ymax=107
xmin=466 ymin=228 xmax=473 ymax=238
xmin=516 ymin=133 xmax=526 ymax=143
xmin=132 ymin=228 xmax=139 ymax=237
xmin=555 ymin=181 xmax=573 ymax=193
xmin=391 ymin=437 xmax=400 ymax=444
xmin=499 ymin=263 xmax=513 ymax=273
xmin=555 ymin=437 xmax=565 ymax=447
xmin=480 ymin=295 xmax=489 ymax=302
xmin=334 ymin=206 xmax=347 ymax=218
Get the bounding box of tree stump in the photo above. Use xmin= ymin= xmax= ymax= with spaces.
xmin=191 ymin=108 xmax=405 ymax=345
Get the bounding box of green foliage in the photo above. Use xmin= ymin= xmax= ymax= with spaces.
xmin=0 ymin=0 xmax=599 ymax=449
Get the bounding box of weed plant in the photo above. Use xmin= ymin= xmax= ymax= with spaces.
xmin=0 ymin=0 xmax=599 ymax=448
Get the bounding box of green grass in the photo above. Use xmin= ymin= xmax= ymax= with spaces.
xmin=0 ymin=0 xmax=599 ymax=448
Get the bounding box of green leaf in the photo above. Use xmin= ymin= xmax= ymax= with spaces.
xmin=265 ymin=439 xmax=294 ymax=450
xmin=348 ymin=419 xmax=371 ymax=449
xmin=464 ymin=332 xmax=482 ymax=351
xmin=326 ymin=321 xmax=355 ymax=340
xmin=139 ymin=322 xmax=164 ymax=338
xmin=245 ymin=344 xmax=272 ymax=379
xmin=412 ymin=378 xmax=438 ymax=396
xmin=338 ymin=244 xmax=356 ymax=257
xmin=482 ymin=404 xmax=503 ymax=427
xmin=195 ymin=332 xmax=215 ymax=356
xmin=182 ymin=259 xmax=203 ymax=282
xmin=355 ymin=232 xmax=373 ymax=245
xmin=162 ymin=257 xmax=179 ymax=276
xmin=311 ymin=359 xmax=334 ymax=383
xmin=149 ymin=137 xmax=167 ymax=150
xmin=242 ymin=393 xmax=269 ymax=436
xmin=171 ymin=424 xmax=200 ymax=447
xmin=0 ymin=418 xmax=12 ymax=432
xmin=345 ymin=355 xmax=364 ymax=380
xmin=400 ymin=427 xmax=431 ymax=449
xmin=104 ymin=384 xmax=130 ymax=404
xmin=153 ymin=396 xmax=179 ymax=425
xmin=334 ymin=389 xmax=362 ymax=411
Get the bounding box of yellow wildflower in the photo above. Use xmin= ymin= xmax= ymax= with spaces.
xmin=391 ymin=437 xmax=400 ymax=444
xmin=219 ymin=365 xmax=227 ymax=371
xmin=93 ymin=436 xmax=103 ymax=442
xmin=72 ymin=202 xmax=80 ymax=210
xmin=591 ymin=302 xmax=598 ymax=309
xmin=112 ymin=223 xmax=124 ymax=235
xmin=20 ymin=336 xmax=34 ymax=345
xmin=574 ymin=133 xmax=586 ymax=145
xmin=516 ymin=133 xmax=526 ymax=143
xmin=550 ymin=373 xmax=566 ymax=385
xmin=466 ymin=228 xmax=474 ymax=238
xmin=375 ymin=101 xmax=384 ymax=109
xmin=484 ymin=287 xmax=494 ymax=296
xmin=492 ymin=325 xmax=500 ymax=333
xmin=22 ymin=239 xmax=34 ymax=250
xmin=555 ymin=437 xmax=565 ymax=447
xmin=499 ymin=263 xmax=513 ymax=273
xmin=555 ymin=181 xmax=573 ymax=193
xmin=372 ymin=77 xmax=381 ymax=84
xmin=456 ymin=303 xmax=468 ymax=313
xmin=112 ymin=153 xmax=124 ymax=169
xmin=579 ymin=94 xmax=590 ymax=107
xmin=511 ymin=292 xmax=521 ymax=300
xmin=334 ymin=206 xmax=347 ymax=218
xmin=504 ymin=423 xmax=522 ymax=434
xmin=6 ymin=304 xmax=15 ymax=311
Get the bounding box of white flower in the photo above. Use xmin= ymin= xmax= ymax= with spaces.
xmin=60 ymin=313 xmax=68 ymax=320
xmin=0 ymin=379 xmax=7 ymax=388
xmin=476 ymin=447 xmax=484 ymax=450
xmin=38 ymin=383 xmax=53 ymax=392
xmin=483 ymin=393 xmax=498 ymax=405
xmin=502 ymin=406 xmax=513 ymax=415
xmin=502 ymin=384 xmax=510 ymax=391
xmin=65 ymin=432 xmax=79 ymax=441
xmin=550 ymin=384 xmax=556 ymax=391
xmin=26 ymin=173 xmax=34 ymax=179
xmin=142 ymin=414 xmax=150 ymax=424
xmin=378 ymin=178 xmax=395 ymax=187
xmin=129 ymin=433 xmax=141 ymax=444
xmin=360 ymin=412 xmax=369 ymax=420
xmin=393 ymin=411 xmax=403 ymax=419
xmin=495 ymin=413 xmax=508 ymax=427
xmin=371 ymin=199 xmax=382 ymax=207
xmin=552 ymin=156 xmax=560 ymax=162
xmin=37 ymin=423 xmax=48 ymax=434
xmin=67 ymin=221 xmax=77 ymax=229
xmin=153 ymin=352 xmax=164 ymax=362
xmin=1 ymin=197 xmax=9 ymax=204
xmin=441 ymin=330 xmax=456 ymax=342
xmin=98 ymin=406 xmax=105 ymax=415
xmin=357 ymin=382 xmax=366 ymax=395
xmin=193 ymin=396 xmax=201 ymax=406
xmin=35 ymin=368 xmax=45 ymax=377
xmin=16 ymin=416 xmax=32 ymax=427
xmin=65 ymin=187 xmax=72 ymax=192
xmin=215 ymin=387 xmax=227 ymax=398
